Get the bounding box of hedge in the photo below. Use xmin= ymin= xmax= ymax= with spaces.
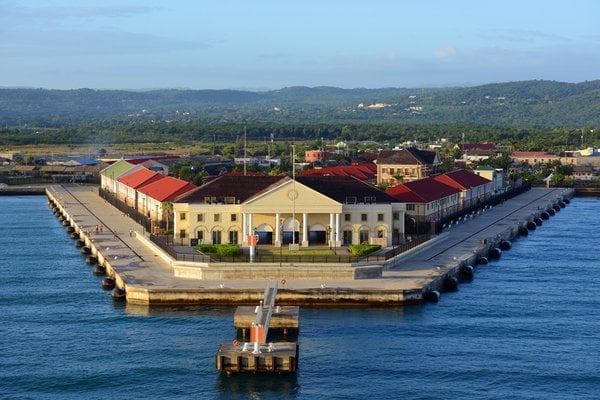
xmin=348 ymin=243 xmax=381 ymax=256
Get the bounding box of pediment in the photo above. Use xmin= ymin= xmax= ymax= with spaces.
xmin=244 ymin=180 xmax=341 ymax=213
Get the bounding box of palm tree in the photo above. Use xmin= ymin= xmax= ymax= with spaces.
xmin=161 ymin=202 xmax=173 ymax=233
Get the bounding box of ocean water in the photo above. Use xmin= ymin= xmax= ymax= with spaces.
xmin=1 ymin=195 xmax=599 ymax=400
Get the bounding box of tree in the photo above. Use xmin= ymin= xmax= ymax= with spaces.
xmin=161 ymin=202 xmax=173 ymax=233
xmin=550 ymin=173 xmax=572 ymax=187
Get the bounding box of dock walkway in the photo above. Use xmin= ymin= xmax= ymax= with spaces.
xmin=46 ymin=185 xmax=573 ymax=305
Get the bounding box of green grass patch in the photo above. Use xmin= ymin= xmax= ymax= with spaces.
xmin=348 ymin=244 xmax=381 ymax=256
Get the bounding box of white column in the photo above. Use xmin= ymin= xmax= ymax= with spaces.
xmin=329 ymin=213 xmax=335 ymax=247
xmin=302 ymin=213 xmax=308 ymax=247
xmin=242 ymin=213 xmax=247 ymax=245
xmin=248 ymin=213 xmax=254 ymax=236
xmin=335 ymin=213 xmax=341 ymax=247
xmin=275 ymin=213 xmax=281 ymax=247
xmin=173 ymin=211 xmax=178 ymax=239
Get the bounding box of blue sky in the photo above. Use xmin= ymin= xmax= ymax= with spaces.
xmin=1 ymin=0 xmax=599 ymax=90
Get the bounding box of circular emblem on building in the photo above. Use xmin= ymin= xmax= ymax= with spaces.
xmin=287 ymin=189 xmax=299 ymax=200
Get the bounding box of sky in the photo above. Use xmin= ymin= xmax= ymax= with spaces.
xmin=1 ymin=0 xmax=599 ymax=90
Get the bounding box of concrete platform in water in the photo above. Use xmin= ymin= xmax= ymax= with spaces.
xmin=234 ymin=306 xmax=299 ymax=332
xmin=216 ymin=342 xmax=299 ymax=374
xmin=46 ymin=184 xmax=575 ymax=306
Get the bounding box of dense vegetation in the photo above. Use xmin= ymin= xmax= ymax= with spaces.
xmin=1 ymin=80 xmax=599 ymax=149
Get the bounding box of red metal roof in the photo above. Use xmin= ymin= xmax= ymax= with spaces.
xmin=458 ymin=143 xmax=497 ymax=152
xmin=433 ymin=169 xmax=490 ymax=190
xmin=300 ymin=163 xmax=376 ymax=180
xmin=386 ymin=176 xmax=460 ymax=203
xmin=117 ymin=168 xmax=163 ymax=189
xmin=137 ymin=176 xmax=196 ymax=202
xmin=511 ymin=151 xmax=558 ymax=158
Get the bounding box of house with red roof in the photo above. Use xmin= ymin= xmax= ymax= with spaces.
xmin=300 ymin=163 xmax=377 ymax=182
xmin=386 ymin=177 xmax=461 ymax=225
xmin=136 ymin=176 xmax=196 ymax=224
xmin=117 ymin=168 xmax=164 ymax=209
xmin=433 ymin=169 xmax=493 ymax=209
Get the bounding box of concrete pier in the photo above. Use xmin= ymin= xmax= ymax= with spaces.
xmin=234 ymin=306 xmax=299 ymax=331
xmin=216 ymin=342 xmax=299 ymax=374
xmin=46 ymin=184 xmax=574 ymax=306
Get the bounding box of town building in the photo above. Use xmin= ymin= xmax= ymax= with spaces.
xmin=99 ymin=159 xmax=138 ymax=193
xmin=300 ymin=163 xmax=377 ymax=182
xmin=305 ymin=150 xmax=327 ymax=163
xmin=376 ymin=147 xmax=440 ymax=186
xmin=510 ymin=151 xmax=575 ymax=166
xmin=117 ymin=168 xmax=164 ymax=209
xmin=433 ymin=169 xmax=493 ymax=209
xmin=172 ymin=174 xmax=404 ymax=248
xmin=385 ymin=176 xmax=461 ymax=227
xmin=455 ymin=143 xmax=498 ymax=163
xmin=136 ymin=176 xmax=196 ymax=227
xmin=475 ymin=165 xmax=507 ymax=194
xmin=571 ymin=165 xmax=596 ymax=182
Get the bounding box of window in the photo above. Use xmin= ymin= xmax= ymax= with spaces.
xmin=197 ymin=213 xmax=204 ymax=222
xmin=406 ymin=204 xmax=415 ymax=211
xmin=377 ymin=213 xmax=384 ymax=222
xmin=345 ymin=196 xmax=357 ymax=204
xmin=230 ymin=214 xmax=237 ymax=222
xmin=344 ymin=213 xmax=351 ymax=222
xmin=343 ymin=230 xmax=352 ymax=245
xmin=179 ymin=212 xmax=186 ymax=221
xmin=393 ymin=212 xmax=399 ymax=220
xmin=361 ymin=213 xmax=367 ymax=222
xmin=214 ymin=214 xmax=220 ymax=222
xmin=377 ymin=230 xmax=385 ymax=238
xmin=229 ymin=230 xmax=238 ymax=244
xmin=359 ymin=229 xmax=369 ymax=243
xmin=197 ymin=230 xmax=204 ymax=242
xmin=212 ymin=230 xmax=222 ymax=244
xmin=179 ymin=229 xmax=186 ymax=239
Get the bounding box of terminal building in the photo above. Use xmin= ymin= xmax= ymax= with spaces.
xmin=172 ymin=174 xmax=406 ymax=248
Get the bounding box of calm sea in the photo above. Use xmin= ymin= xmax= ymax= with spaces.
xmin=1 ymin=195 xmax=599 ymax=400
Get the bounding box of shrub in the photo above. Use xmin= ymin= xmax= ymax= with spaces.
xmin=348 ymin=243 xmax=381 ymax=256
xmin=215 ymin=244 xmax=241 ymax=256
xmin=196 ymin=244 xmax=216 ymax=253
xmin=196 ymin=243 xmax=241 ymax=257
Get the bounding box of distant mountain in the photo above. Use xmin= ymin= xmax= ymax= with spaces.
xmin=1 ymin=80 xmax=599 ymax=126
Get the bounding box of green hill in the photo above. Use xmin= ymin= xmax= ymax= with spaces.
xmin=1 ymin=80 xmax=600 ymax=126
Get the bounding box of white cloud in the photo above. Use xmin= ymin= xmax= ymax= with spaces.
xmin=432 ymin=47 xmax=457 ymax=59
